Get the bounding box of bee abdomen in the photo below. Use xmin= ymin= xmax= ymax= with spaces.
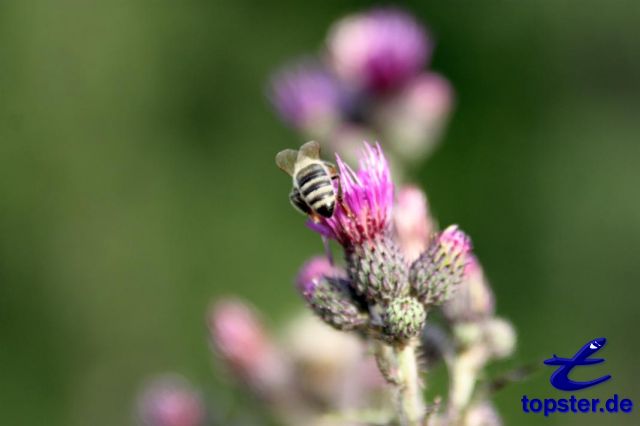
xmin=297 ymin=165 xmax=326 ymax=187
xmin=289 ymin=188 xmax=312 ymax=215
xmin=295 ymin=163 xmax=337 ymax=218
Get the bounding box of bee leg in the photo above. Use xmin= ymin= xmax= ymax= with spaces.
xmin=327 ymin=164 xmax=355 ymax=219
xmin=324 ymin=161 xmax=338 ymax=177
xmin=338 ymin=197 xmax=355 ymax=219
xmin=309 ymin=212 xmax=324 ymax=224
xmin=321 ymin=235 xmax=334 ymax=265
xmin=332 ymin=177 xmax=355 ymax=219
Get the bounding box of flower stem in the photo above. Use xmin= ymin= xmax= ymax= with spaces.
xmin=447 ymin=345 xmax=485 ymax=422
xmin=394 ymin=342 xmax=425 ymax=426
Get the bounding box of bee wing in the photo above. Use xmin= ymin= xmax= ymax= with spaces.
xmin=297 ymin=140 xmax=321 ymax=161
xmin=275 ymin=149 xmax=298 ymax=176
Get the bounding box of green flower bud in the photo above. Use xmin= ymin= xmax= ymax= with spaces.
xmin=381 ymin=296 xmax=426 ymax=343
xmin=346 ymin=234 xmax=410 ymax=305
xmin=410 ymin=225 xmax=471 ymax=307
xmin=299 ymin=272 xmax=369 ymax=331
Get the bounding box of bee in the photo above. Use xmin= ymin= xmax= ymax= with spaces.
xmin=276 ymin=141 xmax=339 ymax=221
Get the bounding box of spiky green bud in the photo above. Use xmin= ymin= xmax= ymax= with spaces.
xmin=346 ymin=235 xmax=410 ymax=305
xmin=301 ymin=276 xmax=369 ymax=331
xmin=381 ymin=296 xmax=426 ymax=343
xmin=410 ymin=225 xmax=471 ymax=307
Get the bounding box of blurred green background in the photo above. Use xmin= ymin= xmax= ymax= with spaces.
xmin=1 ymin=1 xmax=639 ymax=425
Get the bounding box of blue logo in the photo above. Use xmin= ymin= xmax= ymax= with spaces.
xmin=544 ymin=337 xmax=612 ymax=391
xmin=521 ymin=336 xmax=633 ymax=417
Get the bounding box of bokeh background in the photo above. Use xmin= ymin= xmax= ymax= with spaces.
xmin=1 ymin=1 xmax=639 ymax=425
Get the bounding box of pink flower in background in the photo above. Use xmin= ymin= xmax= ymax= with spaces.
xmin=296 ymin=255 xmax=344 ymax=297
xmin=209 ymin=298 xmax=270 ymax=374
xmin=443 ymin=255 xmax=496 ymax=323
xmin=268 ymin=8 xmax=453 ymax=166
xmin=378 ymin=73 xmax=454 ymax=160
xmin=138 ymin=375 xmax=205 ymax=426
xmin=208 ymin=298 xmax=289 ymax=395
xmin=309 ymin=142 xmax=394 ymax=247
xmin=327 ymin=8 xmax=431 ymax=93
xmin=393 ymin=185 xmax=434 ymax=262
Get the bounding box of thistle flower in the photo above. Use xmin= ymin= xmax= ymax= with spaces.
xmin=327 ymin=8 xmax=430 ymax=94
xmin=393 ymin=185 xmax=434 ymax=263
xmin=410 ymin=225 xmax=471 ymax=307
xmin=309 ymin=142 xmax=393 ymax=247
xmin=309 ymin=142 xmax=408 ymax=305
xmin=442 ymin=256 xmax=495 ymax=323
xmin=296 ymin=256 xmax=368 ymax=331
xmin=208 ymin=299 xmax=288 ymax=393
xmin=137 ymin=375 xmax=205 ymax=426
xmin=269 ymin=60 xmax=344 ymax=134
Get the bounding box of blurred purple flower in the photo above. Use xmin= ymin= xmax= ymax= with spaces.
xmin=309 ymin=142 xmax=394 ymax=247
xmin=138 ymin=375 xmax=205 ymax=426
xmin=208 ymin=298 xmax=271 ymax=378
xmin=327 ymin=8 xmax=431 ymax=94
xmin=269 ymin=60 xmax=344 ymax=132
xmin=208 ymin=298 xmax=290 ymax=395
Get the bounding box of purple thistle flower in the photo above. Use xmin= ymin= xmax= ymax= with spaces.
xmin=137 ymin=375 xmax=205 ymax=426
xmin=308 ymin=142 xmax=394 ymax=248
xmin=327 ymin=8 xmax=431 ymax=94
xmin=269 ymin=60 xmax=344 ymax=133
xmin=308 ymin=142 xmax=409 ymax=304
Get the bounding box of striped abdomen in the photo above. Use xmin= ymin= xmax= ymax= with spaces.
xmin=295 ymin=162 xmax=336 ymax=218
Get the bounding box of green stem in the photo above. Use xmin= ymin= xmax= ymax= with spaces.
xmin=447 ymin=345 xmax=485 ymax=423
xmin=395 ymin=342 xmax=425 ymax=426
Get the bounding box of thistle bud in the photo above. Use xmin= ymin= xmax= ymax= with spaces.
xmin=482 ymin=317 xmax=516 ymax=359
xmin=442 ymin=256 xmax=495 ymax=323
xmin=296 ymin=258 xmax=368 ymax=331
xmin=410 ymin=225 xmax=471 ymax=307
xmin=453 ymin=317 xmax=516 ymax=360
xmin=381 ymin=296 xmax=426 ymax=343
xmin=393 ymin=185 xmax=434 ymax=263
xmin=376 ymin=73 xmax=453 ymax=161
xmin=346 ymin=235 xmax=410 ymax=305
xmin=137 ymin=375 xmax=206 ymax=426
xmin=208 ymin=299 xmax=289 ymax=394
